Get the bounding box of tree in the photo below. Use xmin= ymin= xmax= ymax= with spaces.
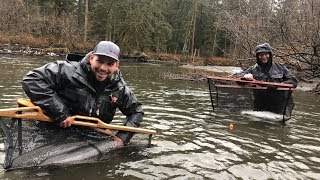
xmin=274 ymin=0 xmax=320 ymax=78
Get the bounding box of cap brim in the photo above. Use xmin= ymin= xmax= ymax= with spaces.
xmin=93 ymin=53 xmax=119 ymax=61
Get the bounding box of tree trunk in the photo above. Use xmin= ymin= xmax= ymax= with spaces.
xmin=84 ymin=0 xmax=89 ymax=42
xmin=191 ymin=3 xmax=198 ymax=57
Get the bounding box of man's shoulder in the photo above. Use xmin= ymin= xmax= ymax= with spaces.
xmin=44 ymin=60 xmax=81 ymax=75
xmin=272 ymin=61 xmax=288 ymax=69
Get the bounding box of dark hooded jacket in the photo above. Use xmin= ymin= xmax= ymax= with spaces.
xmin=22 ymin=53 xmax=143 ymax=143
xmin=239 ymin=43 xmax=298 ymax=114
xmin=240 ymin=43 xmax=298 ymax=86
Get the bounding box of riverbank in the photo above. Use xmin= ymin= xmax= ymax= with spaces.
xmin=1 ymin=45 xmax=319 ymax=93
xmin=168 ymin=65 xmax=320 ymax=93
xmin=0 ymin=43 xmax=237 ymax=64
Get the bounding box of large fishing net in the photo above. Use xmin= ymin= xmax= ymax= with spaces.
xmin=207 ymin=76 xmax=295 ymax=122
xmin=0 ymin=115 xmax=153 ymax=170
xmin=0 ymin=54 xmax=155 ymax=170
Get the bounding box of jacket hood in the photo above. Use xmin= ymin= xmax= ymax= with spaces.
xmin=255 ymin=43 xmax=273 ymax=70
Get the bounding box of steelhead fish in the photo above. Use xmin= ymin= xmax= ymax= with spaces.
xmin=39 ymin=139 xmax=152 ymax=166
xmin=241 ymin=110 xmax=290 ymax=122
xmin=39 ymin=140 xmax=115 ymax=166
xmin=10 ymin=140 xmax=114 ymax=169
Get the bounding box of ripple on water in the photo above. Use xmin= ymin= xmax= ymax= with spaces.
xmin=147 ymin=141 xmax=201 ymax=154
xmin=152 ymin=124 xmax=170 ymax=130
xmin=228 ymin=161 xmax=308 ymax=179
xmin=0 ymin=58 xmax=320 ymax=179
xmin=309 ymin=156 xmax=320 ymax=163
xmin=119 ymin=149 xmax=244 ymax=179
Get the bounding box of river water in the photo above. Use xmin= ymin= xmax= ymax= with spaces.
xmin=0 ymin=55 xmax=319 ymax=179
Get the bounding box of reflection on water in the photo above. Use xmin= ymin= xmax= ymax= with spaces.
xmin=0 ymin=55 xmax=320 ymax=179
xmin=0 ymin=55 xmax=52 ymax=107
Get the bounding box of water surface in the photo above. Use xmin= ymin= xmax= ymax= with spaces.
xmin=0 ymin=55 xmax=319 ymax=179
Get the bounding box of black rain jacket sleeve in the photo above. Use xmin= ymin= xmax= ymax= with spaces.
xmin=116 ymin=85 xmax=144 ymax=143
xmin=22 ymin=61 xmax=72 ymax=123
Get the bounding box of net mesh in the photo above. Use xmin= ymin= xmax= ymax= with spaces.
xmin=207 ymin=77 xmax=294 ymax=120
xmin=0 ymin=117 xmax=153 ymax=169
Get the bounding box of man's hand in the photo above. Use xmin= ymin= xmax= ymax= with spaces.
xmin=59 ymin=117 xmax=73 ymax=128
xmin=113 ymin=136 xmax=124 ymax=149
xmin=243 ymin=73 xmax=254 ymax=80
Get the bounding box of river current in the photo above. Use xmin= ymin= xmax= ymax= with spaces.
xmin=0 ymin=55 xmax=319 ymax=179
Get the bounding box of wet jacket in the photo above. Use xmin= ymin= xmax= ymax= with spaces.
xmin=238 ymin=43 xmax=298 ymax=114
xmin=240 ymin=43 xmax=298 ymax=87
xmin=22 ymin=53 xmax=144 ymax=143
xmin=240 ymin=62 xmax=298 ymax=87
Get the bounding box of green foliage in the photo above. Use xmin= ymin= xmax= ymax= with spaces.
xmin=0 ymin=0 xmax=234 ymax=57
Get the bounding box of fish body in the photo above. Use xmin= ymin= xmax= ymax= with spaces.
xmin=39 ymin=140 xmax=114 ymax=166
xmin=9 ymin=138 xmax=150 ymax=169
xmin=10 ymin=140 xmax=113 ymax=169
xmin=241 ymin=110 xmax=290 ymax=122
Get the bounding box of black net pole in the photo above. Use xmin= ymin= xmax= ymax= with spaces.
xmin=207 ymin=78 xmax=215 ymax=110
xmin=282 ymin=88 xmax=293 ymax=122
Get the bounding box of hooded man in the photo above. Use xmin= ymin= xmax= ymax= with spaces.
xmin=22 ymin=41 xmax=144 ymax=148
xmin=239 ymin=43 xmax=298 ymax=114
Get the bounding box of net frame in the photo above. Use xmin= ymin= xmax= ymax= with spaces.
xmin=207 ymin=77 xmax=294 ymax=122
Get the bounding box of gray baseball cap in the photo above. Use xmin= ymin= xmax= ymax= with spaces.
xmin=92 ymin=41 xmax=120 ymax=61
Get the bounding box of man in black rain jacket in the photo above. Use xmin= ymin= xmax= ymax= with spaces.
xmin=22 ymin=41 xmax=143 ymax=148
xmin=239 ymin=43 xmax=298 ymax=114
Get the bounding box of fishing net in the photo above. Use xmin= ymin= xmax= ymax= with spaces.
xmin=0 ymin=116 xmax=154 ymax=170
xmin=207 ymin=77 xmax=294 ymax=121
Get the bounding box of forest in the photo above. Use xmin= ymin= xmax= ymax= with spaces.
xmin=0 ymin=0 xmax=319 ymax=79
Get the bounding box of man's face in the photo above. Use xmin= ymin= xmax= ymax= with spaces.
xmin=89 ymin=54 xmax=119 ymax=81
xmin=258 ymin=52 xmax=270 ymax=64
